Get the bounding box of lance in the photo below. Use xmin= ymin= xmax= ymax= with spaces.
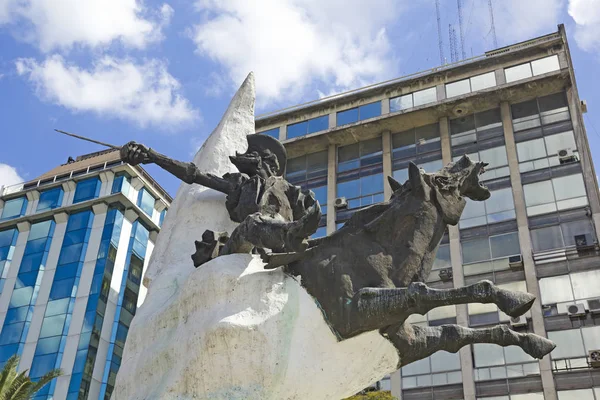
xmin=54 ymin=129 xmax=121 ymax=150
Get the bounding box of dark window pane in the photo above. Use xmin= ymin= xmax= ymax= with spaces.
xmin=35 ymin=336 xmax=62 ymax=355
xmin=562 ymin=219 xmax=594 ymax=247
xmin=15 ymin=271 xmax=38 ymax=288
xmin=0 ymin=229 xmax=17 ymax=248
xmin=337 ymin=108 xmax=359 ymax=126
xmin=258 ymin=128 xmax=279 ymax=139
xmin=54 ymin=262 xmax=79 ymax=281
xmin=538 ymin=92 xmax=568 ymax=113
xmin=30 ymin=353 xmax=57 ymax=378
xmin=359 ymin=102 xmax=381 ymax=120
xmin=58 ymin=243 xmax=85 ymax=265
xmin=0 ymin=344 xmax=19 ymax=362
xmin=337 ymin=180 xmax=360 ymax=199
xmin=24 ymin=237 xmax=50 ymax=255
xmin=475 ymin=108 xmax=502 ymax=131
xmin=67 ymin=211 xmax=93 ymax=232
xmin=450 ymin=115 xmax=475 ymax=135
xmin=462 ymin=237 xmax=491 ymax=264
xmin=0 ymin=322 xmax=24 ymax=345
xmin=62 ymin=228 xmax=89 ymax=246
xmin=307 ymin=115 xmax=328 ymax=134
xmin=137 ymin=188 xmax=155 ymax=216
xmin=490 ymin=232 xmax=520 ymax=258
xmin=1 ymin=197 xmax=27 ymax=220
xmin=73 ymin=178 xmax=100 ymax=204
xmin=5 ymin=306 xmax=29 ymax=324
xmin=29 ymin=220 xmax=53 ymax=240
xmin=37 ymin=187 xmax=64 ymax=212
xmin=49 ymin=278 xmax=75 ymax=300
xmin=287 ymin=121 xmax=307 ymax=139
xmin=530 ymin=225 xmax=563 ymax=252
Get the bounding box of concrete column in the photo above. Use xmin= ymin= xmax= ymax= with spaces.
xmin=25 ymin=190 xmax=40 ymax=215
xmin=436 ymin=84 xmax=446 ymax=102
xmin=442 ymin=115 xmax=476 ymax=400
xmin=18 ymin=212 xmax=69 ymax=373
xmin=90 ymin=209 xmax=137 ymax=394
xmin=500 ymin=101 xmax=557 ymax=400
xmin=62 ymin=181 xmax=76 ymax=207
xmin=128 ymin=177 xmax=144 ymax=205
xmin=0 ymin=199 xmax=4 ymax=217
xmin=152 ymin=199 xmax=167 ymax=226
xmin=0 ymin=222 xmax=30 ymax=322
xmin=328 ymin=112 xmax=336 ymax=129
xmin=53 ymin=204 xmax=108 ymax=400
xmin=381 ymin=98 xmax=390 ymax=115
xmin=137 ymin=234 xmax=156 ymax=307
xmin=99 ymin=170 xmax=115 ymax=197
xmin=390 ymin=369 xmax=402 ymax=400
xmin=382 ymin=130 xmax=393 ymax=200
xmin=326 ymin=144 xmax=337 ymax=234
xmin=279 ymin=125 xmax=287 ymax=141
xmin=494 ymin=68 xmax=506 ymax=86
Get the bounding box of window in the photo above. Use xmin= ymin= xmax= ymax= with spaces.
xmin=1 ymin=197 xmax=27 ymax=220
xmin=390 ymin=87 xmax=437 ymax=113
xmin=37 ymin=187 xmax=64 ymax=212
xmin=159 ymin=209 xmax=167 ymax=227
xmin=287 ymin=151 xmax=328 ymax=216
xmin=73 ymin=177 xmax=101 ymax=203
xmin=517 ymin=130 xmax=578 ymax=173
xmin=530 ymin=218 xmax=594 ymax=252
xmin=287 ymin=115 xmax=329 ymax=139
xmin=505 ymin=55 xmax=560 ymax=84
xmin=453 ymin=146 xmax=509 ymax=181
xmin=468 ymin=281 xmax=528 ymax=326
xmin=539 ymin=270 xmax=600 ymax=314
xmin=511 ymin=92 xmax=570 ymax=132
xmin=401 ymin=350 xmax=462 ymax=389
xmin=111 ymin=172 xmax=131 ymax=196
xmin=450 ymin=108 xmax=503 ymax=147
xmin=461 ymin=232 xmax=520 ymax=276
xmin=523 ymin=174 xmax=588 ymax=216
xmin=460 ymin=187 xmax=515 ymax=229
xmin=137 ymin=188 xmax=155 ymax=217
xmin=336 ymin=101 xmax=381 ymax=126
xmin=392 ymin=124 xmax=442 ymax=181
xmin=426 ymin=238 xmax=451 ymax=282
xmin=549 ymin=326 xmax=600 ymax=370
xmin=558 ymin=390 xmax=598 ymax=400
xmin=473 ymin=343 xmax=538 ymax=381
xmin=257 ymin=127 xmax=279 ymax=139
xmin=337 ymin=138 xmax=384 ymax=211
xmin=446 ymin=72 xmax=496 ymax=98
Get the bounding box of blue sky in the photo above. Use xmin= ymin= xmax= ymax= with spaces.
xmin=1 ymin=0 xmax=599 ymax=197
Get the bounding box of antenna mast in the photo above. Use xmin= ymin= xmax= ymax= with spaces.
xmin=488 ymin=0 xmax=498 ymax=48
xmin=457 ymin=0 xmax=466 ymax=59
xmin=435 ymin=0 xmax=445 ymax=64
xmin=449 ymin=24 xmax=458 ymax=63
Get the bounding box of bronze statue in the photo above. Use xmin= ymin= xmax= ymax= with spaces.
xmin=120 ymin=135 xmax=321 ymax=265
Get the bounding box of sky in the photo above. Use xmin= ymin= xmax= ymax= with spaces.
xmin=1 ymin=0 xmax=599 ymax=197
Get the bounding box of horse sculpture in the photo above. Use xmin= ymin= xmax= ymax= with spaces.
xmin=264 ymin=156 xmax=555 ymax=366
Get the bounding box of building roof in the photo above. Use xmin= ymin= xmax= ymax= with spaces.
xmin=35 ymin=149 xmax=121 ymax=180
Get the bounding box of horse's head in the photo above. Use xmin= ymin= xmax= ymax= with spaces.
xmin=387 ymin=155 xmax=490 ymax=226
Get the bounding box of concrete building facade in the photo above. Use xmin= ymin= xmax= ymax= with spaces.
xmin=0 ymin=149 xmax=170 ymax=400
xmin=256 ymin=25 xmax=600 ymax=400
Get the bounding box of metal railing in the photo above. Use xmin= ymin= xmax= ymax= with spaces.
xmin=532 ymin=244 xmax=600 ymax=265
xmin=255 ymin=32 xmax=562 ymax=121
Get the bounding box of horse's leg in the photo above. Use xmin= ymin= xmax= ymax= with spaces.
xmin=345 ymin=280 xmax=535 ymax=337
xmin=384 ymin=322 xmax=555 ymax=367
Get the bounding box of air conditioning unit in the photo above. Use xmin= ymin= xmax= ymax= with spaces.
xmin=334 ymin=197 xmax=348 ymax=209
xmin=558 ymin=148 xmax=578 ymax=164
xmin=589 ymin=349 xmax=600 ymax=368
xmin=438 ymin=268 xmax=453 ymax=282
xmin=510 ymin=315 xmax=527 ymax=328
xmin=581 ymin=100 xmax=588 ymax=114
xmin=588 ymin=298 xmax=600 ymax=314
xmin=508 ymin=254 xmax=524 ymax=270
xmin=567 ymin=303 xmax=586 ymax=317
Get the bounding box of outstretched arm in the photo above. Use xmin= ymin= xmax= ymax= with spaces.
xmin=120 ymin=141 xmax=233 ymax=194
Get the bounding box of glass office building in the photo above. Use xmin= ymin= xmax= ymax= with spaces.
xmin=0 ymin=148 xmax=170 ymax=400
xmin=255 ymin=25 xmax=600 ymax=400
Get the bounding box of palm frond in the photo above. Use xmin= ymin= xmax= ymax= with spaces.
xmin=27 ymin=368 xmax=62 ymax=397
xmin=0 ymin=372 xmax=31 ymax=400
xmin=0 ymin=356 xmax=20 ymax=399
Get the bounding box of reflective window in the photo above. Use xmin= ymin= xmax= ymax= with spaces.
xmin=257 ymin=127 xmax=279 ymax=139
xmin=159 ymin=209 xmax=167 ymax=227
xmin=530 ymin=218 xmax=594 ymax=252
xmin=462 ymin=232 xmax=520 ymax=276
xmin=401 ymin=351 xmax=462 ymax=389
xmin=549 ymin=326 xmax=600 ymax=370
xmin=37 ymin=187 xmax=64 ymax=212
xmin=505 ymin=63 xmax=533 ymax=83
xmin=517 ymin=131 xmax=578 ymax=173
xmin=473 ymin=343 xmax=538 ymax=381
xmin=392 ymin=123 xmax=442 ymax=180
xmin=390 ymin=88 xmax=437 ymax=113
xmin=446 ymin=72 xmax=496 ymax=98
xmin=287 ymin=115 xmax=329 ymax=139
xmin=512 ymin=91 xmax=570 ymax=132
xmin=111 ymin=172 xmax=131 ymax=196
xmin=453 ymin=146 xmax=509 ymax=181
xmin=337 ymin=138 xmax=384 ymax=211
xmin=0 ymin=228 xmax=18 ymax=295
xmin=451 ymin=108 xmax=503 ymax=146
xmin=336 ymin=101 xmax=381 ymax=126
xmin=460 ymin=187 xmax=515 ymax=229
xmin=540 ymin=270 xmax=600 ymax=313
xmin=1 ymin=197 xmax=27 ymax=220
xmin=287 ymin=151 xmax=328 ymax=214
xmin=523 ymin=174 xmax=588 ymax=216
xmin=531 ymin=55 xmax=561 ymax=76
xmin=558 ymin=390 xmax=596 ymax=400
xmin=73 ymin=177 xmax=101 ymax=203
xmin=137 ymin=188 xmax=155 ymax=217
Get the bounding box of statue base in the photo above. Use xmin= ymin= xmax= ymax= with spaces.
xmin=112 ymin=254 xmax=399 ymax=400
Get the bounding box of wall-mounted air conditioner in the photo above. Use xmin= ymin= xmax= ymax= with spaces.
xmin=558 ymin=148 xmax=578 ymax=164
xmin=334 ymin=197 xmax=348 ymax=209
xmin=438 ymin=268 xmax=453 ymax=282
xmin=510 ymin=316 xmax=527 ymax=328
xmin=508 ymin=254 xmax=524 ymax=270
xmin=567 ymin=303 xmax=586 ymax=317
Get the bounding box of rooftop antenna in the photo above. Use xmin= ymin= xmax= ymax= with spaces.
xmin=457 ymin=0 xmax=466 ymax=59
xmin=435 ymin=0 xmax=445 ymax=65
xmin=449 ymin=24 xmax=459 ymax=63
xmin=488 ymin=0 xmax=498 ymax=48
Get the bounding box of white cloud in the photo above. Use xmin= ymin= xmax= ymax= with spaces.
xmin=16 ymin=55 xmax=199 ymax=128
xmin=568 ymin=0 xmax=600 ymax=52
xmin=0 ymin=0 xmax=173 ymax=52
xmin=0 ymin=163 xmax=24 ymax=190
xmin=191 ymin=0 xmax=401 ymax=104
